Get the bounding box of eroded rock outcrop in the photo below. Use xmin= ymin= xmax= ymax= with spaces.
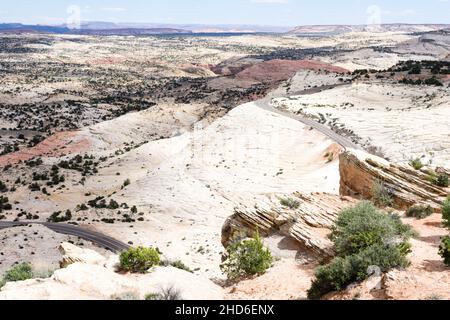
xmin=59 ymin=242 xmax=107 ymax=268
xmin=340 ymin=149 xmax=448 ymax=210
xmin=0 ymin=243 xmax=223 ymax=300
xmin=222 ymin=193 xmax=356 ymax=260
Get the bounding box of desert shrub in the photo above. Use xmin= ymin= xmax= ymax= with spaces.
xmin=144 ymin=293 xmax=160 ymax=300
xmin=161 ymin=260 xmax=193 ymax=273
xmin=47 ymin=210 xmax=72 ymax=223
xmin=428 ymin=173 xmax=449 ymax=187
xmin=76 ymin=203 xmax=89 ymax=211
xmin=0 ymin=278 xmax=5 ymax=288
xmin=119 ymin=247 xmax=160 ymax=273
xmin=0 ymin=196 xmax=12 ymax=213
xmin=330 ymin=202 xmax=413 ymax=256
xmin=372 ymin=180 xmax=394 ymax=207
xmin=307 ymin=256 xmax=353 ymax=299
xmin=307 ymin=202 xmax=413 ymax=299
xmin=3 ymin=263 xmax=33 ymax=282
xmin=123 ymin=179 xmax=131 ymax=188
xmin=439 ymin=236 xmax=450 ymax=266
xmin=145 ymin=286 xmax=182 ymax=300
xmin=406 ymin=205 xmax=433 ymax=219
xmin=435 ymin=174 xmax=449 ymax=187
xmin=280 ymin=197 xmax=300 ymax=209
xmin=409 ymin=158 xmax=424 ymax=170
xmin=0 ymin=181 xmax=8 ymax=192
xmin=424 ymin=294 xmax=444 ymax=300
xmin=111 ymin=291 xmax=140 ymax=300
xmin=442 ymin=197 xmax=450 ymax=228
xmin=221 ymin=232 xmax=273 ymax=280
xmin=308 ymin=242 xmax=411 ymax=300
xmin=424 ymin=77 xmax=443 ymax=86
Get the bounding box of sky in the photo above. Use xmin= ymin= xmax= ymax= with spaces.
xmin=0 ymin=0 xmax=449 ymax=27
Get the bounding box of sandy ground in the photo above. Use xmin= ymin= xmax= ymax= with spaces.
xmin=224 ymin=258 xmax=316 ymax=300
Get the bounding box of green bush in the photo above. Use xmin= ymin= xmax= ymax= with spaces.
xmin=308 ymin=243 xmax=411 ymax=300
xmin=406 ymin=205 xmax=433 ymax=219
xmin=280 ymin=197 xmax=300 ymax=209
xmin=308 ymin=202 xmax=414 ymax=299
xmin=443 ymin=197 xmax=450 ymax=228
xmin=166 ymin=260 xmax=193 ymax=273
xmin=409 ymin=158 xmax=424 ymax=170
xmin=221 ymin=232 xmax=273 ymax=280
xmin=3 ymin=263 xmax=33 ymax=282
xmin=439 ymin=236 xmax=450 ymax=266
xmin=48 ymin=210 xmax=72 ymax=223
xmin=111 ymin=291 xmax=140 ymax=300
xmin=145 ymin=286 xmax=182 ymax=300
xmin=119 ymin=247 xmax=161 ymax=273
xmin=0 ymin=195 xmax=12 ymax=213
xmin=330 ymin=202 xmax=413 ymax=256
xmin=307 ymin=257 xmax=353 ymax=299
xmin=372 ymin=180 xmax=394 ymax=208
xmin=436 ymin=174 xmax=449 ymax=187
xmin=144 ymin=293 xmax=160 ymax=300
xmin=428 ymin=173 xmax=449 ymax=187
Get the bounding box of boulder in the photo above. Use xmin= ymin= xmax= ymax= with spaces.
xmin=59 ymin=242 xmax=107 ymax=268
xmin=340 ymin=149 xmax=448 ymax=210
xmin=222 ymin=193 xmax=356 ymax=260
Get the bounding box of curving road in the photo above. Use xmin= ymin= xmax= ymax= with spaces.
xmin=254 ymin=84 xmax=362 ymax=151
xmin=0 ymin=221 xmax=130 ymax=253
xmin=0 ymin=84 xmax=359 ymax=255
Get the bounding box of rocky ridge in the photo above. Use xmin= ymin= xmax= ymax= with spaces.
xmin=340 ymin=149 xmax=449 ymax=210
xmin=222 ymin=193 xmax=356 ymax=260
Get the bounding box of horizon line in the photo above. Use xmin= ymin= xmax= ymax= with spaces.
xmin=1 ymin=21 xmax=450 ymax=29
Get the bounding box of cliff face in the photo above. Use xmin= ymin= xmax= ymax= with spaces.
xmin=222 ymin=193 xmax=356 ymax=260
xmin=339 ymin=149 xmax=448 ymax=210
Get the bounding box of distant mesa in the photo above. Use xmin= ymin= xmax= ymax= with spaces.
xmin=0 ymin=22 xmax=289 ymax=35
xmin=1 ymin=22 xmax=449 ymax=36
xmin=289 ymin=24 xmax=450 ymax=35
xmin=0 ymin=23 xmax=70 ymax=34
xmin=72 ymin=28 xmax=193 ymax=36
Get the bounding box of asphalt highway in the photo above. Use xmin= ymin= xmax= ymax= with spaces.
xmin=254 ymin=83 xmax=362 ymax=151
xmin=0 ymin=221 xmax=130 ymax=253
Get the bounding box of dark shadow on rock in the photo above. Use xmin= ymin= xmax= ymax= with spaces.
xmin=424 ymin=221 xmax=444 ymax=228
xmin=419 ymin=235 xmax=443 ymax=246
xmin=277 ymin=236 xmax=302 ymax=251
xmin=420 ymin=259 xmax=448 ymax=272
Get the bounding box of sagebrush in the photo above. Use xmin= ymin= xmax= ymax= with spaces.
xmin=221 ymin=232 xmax=273 ymax=281
xmin=308 ymin=202 xmax=414 ymax=299
xmin=119 ymin=247 xmax=161 ymax=273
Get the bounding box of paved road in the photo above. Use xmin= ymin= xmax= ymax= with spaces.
xmin=0 ymin=84 xmax=358 ymax=254
xmin=0 ymin=221 xmax=130 ymax=253
xmin=254 ymin=84 xmax=362 ymax=151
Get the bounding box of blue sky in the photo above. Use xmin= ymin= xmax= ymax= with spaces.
xmin=0 ymin=0 xmax=449 ymax=27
